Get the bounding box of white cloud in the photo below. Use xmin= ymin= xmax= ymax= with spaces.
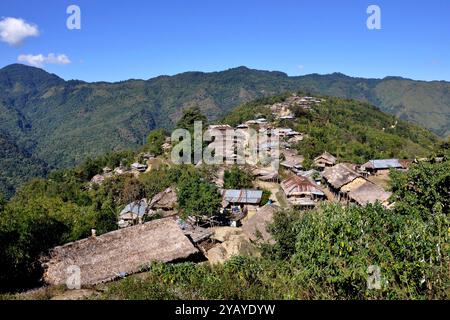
xmin=0 ymin=17 xmax=39 ymax=46
xmin=18 ymin=53 xmax=71 ymax=67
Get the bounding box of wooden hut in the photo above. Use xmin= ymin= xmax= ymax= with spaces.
xmin=361 ymin=159 xmax=403 ymax=174
xmin=322 ymin=163 xmax=365 ymax=200
xmin=314 ymin=151 xmax=337 ymax=170
xmin=280 ymin=175 xmax=325 ymax=208
xmin=149 ymin=187 xmax=177 ymax=214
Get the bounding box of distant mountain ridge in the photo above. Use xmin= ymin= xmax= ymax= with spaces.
xmin=0 ymin=63 xmax=449 ymax=195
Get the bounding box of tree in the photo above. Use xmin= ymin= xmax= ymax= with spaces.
xmin=291 ymin=104 xmax=311 ymax=119
xmin=122 ymin=177 xmax=145 ymax=205
xmin=263 ymin=201 xmax=449 ymax=299
xmin=437 ymin=137 xmax=450 ymax=159
xmin=145 ymin=129 xmax=166 ymax=156
xmin=223 ymin=166 xmax=253 ymax=189
xmin=390 ymin=160 xmax=450 ymax=218
xmin=266 ymin=209 xmax=303 ymax=259
xmin=0 ymin=192 xmax=5 ymax=212
xmin=176 ymin=170 xmax=221 ymax=220
xmin=260 ymin=189 xmax=271 ymax=205
xmin=176 ymin=107 xmax=208 ymax=133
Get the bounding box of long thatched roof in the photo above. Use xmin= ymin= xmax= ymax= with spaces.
xmin=41 ymin=218 xmax=198 ymax=286
xmin=149 ymin=187 xmax=177 ymax=210
xmin=322 ymin=163 xmax=362 ymax=189
xmin=347 ymin=181 xmax=392 ymax=206
xmin=242 ymin=204 xmax=279 ymax=244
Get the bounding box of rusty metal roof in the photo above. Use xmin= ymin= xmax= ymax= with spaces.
xmin=281 ymin=176 xmax=324 ymax=196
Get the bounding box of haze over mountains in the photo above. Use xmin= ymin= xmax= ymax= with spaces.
xmin=0 ymin=63 xmax=449 ymax=196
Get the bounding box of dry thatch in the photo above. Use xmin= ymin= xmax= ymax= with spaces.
xmin=42 ymin=218 xmax=198 ymax=286
xmin=314 ymin=151 xmax=337 ymax=167
xmin=149 ymin=187 xmax=177 ymax=210
xmin=281 ymin=149 xmax=304 ymax=165
xmin=183 ymin=226 xmax=213 ymax=244
xmin=347 ymin=181 xmax=392 ymax=206
xmin=252 ymin=168 xmax=279 ymax=181
xmin=322 ymin=163 xmax=362 ymax=189
xmin=241 ymin=204 xmax=279 ymax=244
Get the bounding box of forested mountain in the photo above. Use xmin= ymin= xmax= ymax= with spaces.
xmin=0 ymin=63 xmax=449 ymax=194
xmin=0 ymin=134 xmax=48 ymax=198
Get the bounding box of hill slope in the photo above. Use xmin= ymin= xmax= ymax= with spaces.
xmin=0 ymin=134 xmax=48 ymax=198
xmin=291 ymin=73 xmax=450 ymax=138
xmin=223 ymin=94 xmax=438 ymax=163
xmin=0 ymin=64 xmax=448 ymax=193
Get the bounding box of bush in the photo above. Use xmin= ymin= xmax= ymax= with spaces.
xmin=144 ymin=129 xmax=166 ymax=156
xmin=223 ymin=165 xmax=253 ymax=189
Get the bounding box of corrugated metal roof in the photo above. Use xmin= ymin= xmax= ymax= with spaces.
xmin=297 ymin=169 xmax=319 ymax=179
xmin=366 ymin=159 xmax=403 ymax=169
xmin=120 ymin=200 xmax=148 ymax=217
xmin=281 ymin=176 xmax=324 ymax=196
xmin=223 ymin=189 xmax=263 ymax=204
xmin=259 ymin=142 xmax=279 ymax=150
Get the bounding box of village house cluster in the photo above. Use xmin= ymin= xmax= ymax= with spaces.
xmin=42 ymin=94 xmax=415 ymax=287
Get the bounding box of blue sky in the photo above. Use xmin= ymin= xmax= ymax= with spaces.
xmin=0 ymin=0 xmax=449 ymax=82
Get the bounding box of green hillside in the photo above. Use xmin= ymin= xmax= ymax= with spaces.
xmin=223 ymin=95 xmax=439 ymax=163
xmin=0 ymin=134 xmax=48 ymax=198
xmin=293 ymin=73 xmax=450 ymax=137
xmin=0 ymin=63 xmax=449 ymax=194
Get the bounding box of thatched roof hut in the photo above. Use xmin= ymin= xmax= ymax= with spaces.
xmin=322 ymin=163 xmax=362 ymax=189
xmin=314 ymin=151 xmax=337 ymax=169
xmin=281 ymin=149 xmax=304 ymax=165
xmin=242 ymin=205 xmax=279 ymax=244
xmin=149 ymin=187 xmax=177 ymax=210
xmin=281 ymin=175 xmax=324 ymax=198
xmin=42 ymin=218 xmax=198 ymax=286
xmin=252 ymin=168 xmax=279 ymax=181
xmin=347 ymin=181 xmax=392 ymax=206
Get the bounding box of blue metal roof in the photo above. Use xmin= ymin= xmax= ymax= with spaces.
xmin=223 ymin=189 xmax=263 ymax=204
xmin=120 ymin=200 xmax=148 ymax=217
xmin=369 ymin=159 xmax=403 ymax=169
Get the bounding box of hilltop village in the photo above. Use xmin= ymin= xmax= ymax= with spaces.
xmin=40 ymin=94 xmax=430 ymax=288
